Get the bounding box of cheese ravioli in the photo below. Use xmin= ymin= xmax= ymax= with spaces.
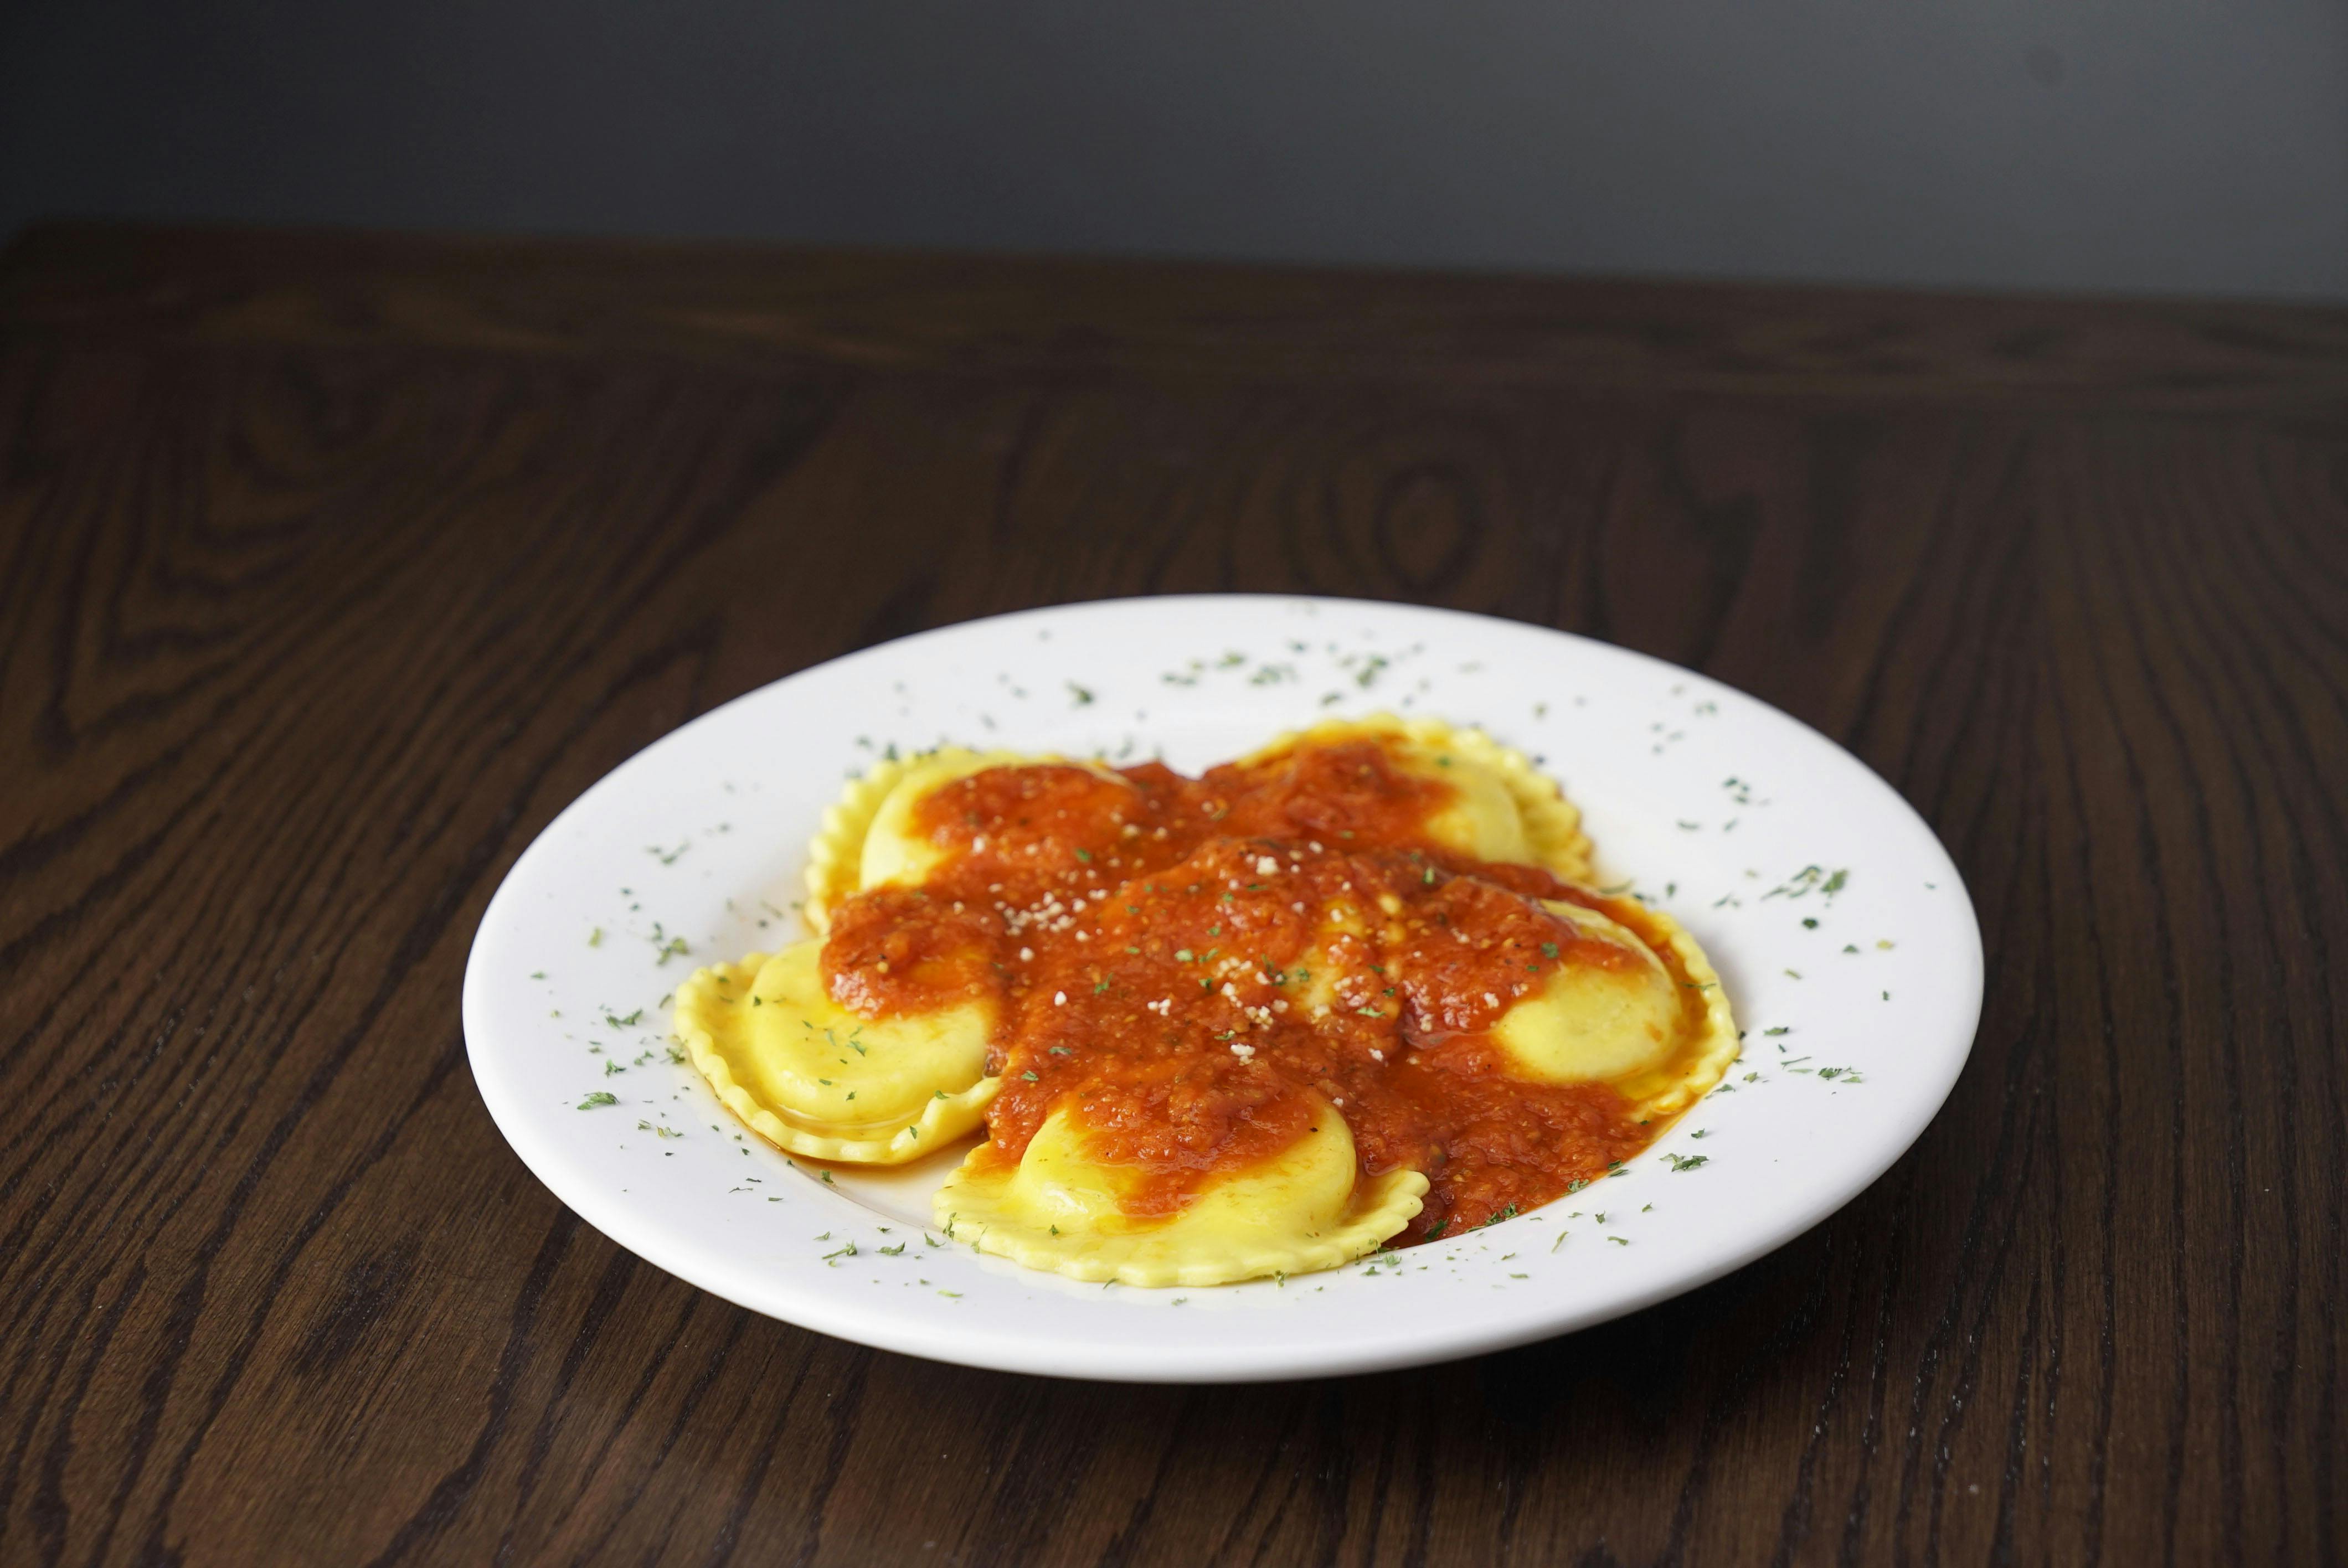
xmin=804 ymin=747 xmax=1137 ymax=930
xmin=1487 ymin=894 xmax=1740 ymax=1117
xmin=935 ymin=1099 xmax=1427 ymax=1287
xmin=804 ymin=748 xmax=1032 ymax=932
xmin=675 ymin=941 xmax=1000 ymax=1164
xmin=1233 ymin=714 xmax=1593 ymax=880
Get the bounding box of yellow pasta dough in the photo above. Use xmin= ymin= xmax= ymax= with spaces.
xmin=1491 ymin=900 xmax=1682 ymax=1082
xmin=1238 ymin=714 xmax=1593 ymax=880
xmin=803 ymin=749 xmax=1019 ymax=931
xmin=802 ymin=747 xmax=1136 ymax=930
xmin=1490 ymin=898 xmax=1741 ymax=1117
xmin=674 ymin=942 xmax=1000 ymax=1165
xmin=855 ymin=749 xmax=1038 ymax=893
xmin=1606 ymin=901 xmax=1742 ymax=1118
xmin=935 ymin=1100 xmax=1428 ymax=1287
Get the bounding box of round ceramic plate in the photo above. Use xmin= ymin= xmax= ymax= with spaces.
xmin=463 ymin=596 xmax=1981 ymax=1382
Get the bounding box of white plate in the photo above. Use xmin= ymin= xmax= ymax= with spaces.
xmin=463 ymin=596 xmax=1981 ymax=1383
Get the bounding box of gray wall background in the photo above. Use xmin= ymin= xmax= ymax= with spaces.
xmin=6 ymin=1 xmax=2345 ymax=299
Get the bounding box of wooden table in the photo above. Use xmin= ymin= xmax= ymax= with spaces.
xmin=4 ymin=223 xmax=2344 ymax=1567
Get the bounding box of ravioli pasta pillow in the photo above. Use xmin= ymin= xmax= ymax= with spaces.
xmin=1594 ymin=898 xmax=1739 ymax=1117
xmin=1485 ymin=894 xmax=1742 ymax=1116
xmin=804 ymin=747 xmax=1136 ymax=928
xmin=936 ymin=1100 xmax=1428 ymax=1287
xmin=674 ymin=943 xmax=1000 ymax=1165
xmin=1233 ymin=714 xmax=1593 ymax=881
xmin=802 ymin=748 xmax=1034 ymax=931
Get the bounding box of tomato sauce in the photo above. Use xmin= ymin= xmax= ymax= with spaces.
xmin=818 ymin=739 xmax=1704 ymax=1241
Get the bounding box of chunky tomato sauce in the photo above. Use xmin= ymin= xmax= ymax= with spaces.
xmin=820 ymin=739 xmax=1705 ymax=1241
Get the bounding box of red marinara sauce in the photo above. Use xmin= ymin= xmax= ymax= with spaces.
xmin=818 ymin=739 xmax=1707 ymax=1242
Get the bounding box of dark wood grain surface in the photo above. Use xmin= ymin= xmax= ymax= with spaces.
xmin=4 ymin=222 xmax=2345 ymax=1567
